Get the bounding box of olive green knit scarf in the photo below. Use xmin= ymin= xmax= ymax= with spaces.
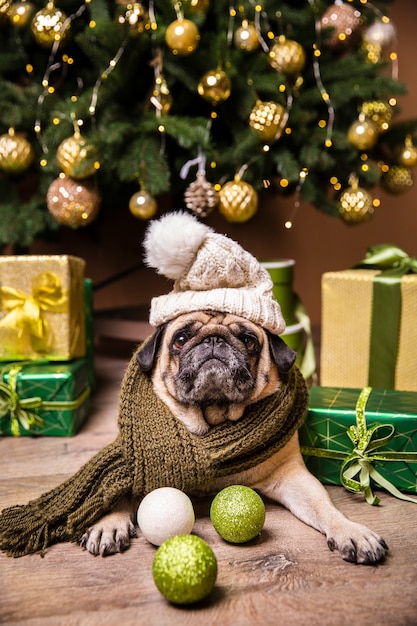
xmin=0 ymin=346 xmax=308 ymax=557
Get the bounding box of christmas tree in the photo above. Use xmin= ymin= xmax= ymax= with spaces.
xmin=1 ymin=0 xmax=416 ymax=250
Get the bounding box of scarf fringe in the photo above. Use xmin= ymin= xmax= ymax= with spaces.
xmin=0 ymin=441 xmax=132 ymax=557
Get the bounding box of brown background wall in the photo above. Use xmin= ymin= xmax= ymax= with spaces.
xmin=31 ymin=0 xmax=417 ymax=327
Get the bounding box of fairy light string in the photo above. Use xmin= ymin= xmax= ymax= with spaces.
xmin=34 ymin=1 xmax=89 ymax=157
xmin=308 ymin=0 xmax=335 ymax=148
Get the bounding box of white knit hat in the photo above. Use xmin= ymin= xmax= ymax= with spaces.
xmin=143 ymin=211 xmax=286 ymax=335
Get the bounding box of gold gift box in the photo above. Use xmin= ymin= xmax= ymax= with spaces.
xmin=0 ymin=255 xmax=86 ymax=361
xmin=321 ymin=269 xmax=417 ymax=392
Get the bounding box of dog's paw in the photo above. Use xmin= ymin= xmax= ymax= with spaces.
xmin=80 ymin=517 xmax=136 ymax=556
xmin=326 ymin=522 xmax=388 ymax=564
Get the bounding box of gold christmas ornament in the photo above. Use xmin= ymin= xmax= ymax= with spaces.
xmin=320 ymin=2 xmax=362 ymax=49
xmin=249 ymin=100 xmax=285 ymax=143
xmin=128 ymin=189 xmax=157 ymax=219
xmin=363 ymin=19 xmax=396 ymax=50
xmin=234 ymin=20 xmax=259 ymax=52
xmin=381 ymin=165 xmax=413 ymax=194
xmin=165 ymin=18 xmax=200 ymax=56
xmin=197 ymin=68 xmax=231 ymax=103
xmin=339 ymin=176 xmax=374 ymax=224
xmin=56 ymin=132 xmax=98 ymax=179
xmin=347 ymin=114 xmax=378 ymax=151
xmin=46 ymin=175 xmax=101 ymax=228
xmin=0 ymin=128 xmax=34 ymax=174
xmin=31 ymin=1 xmax=70 ymax=48
xmin=8 ymin=0 xmax=35 ymax=29
xmin=184 ymin=170 xmax=219 ymax=217
xmin=397 ymin=136 xmax=417 ymax=168
xmin=115 ymin=1 xmax=150 ymax=35
xmin=218 ymin=175 xmax=258 ymax=223
xmin=360 ymin=101 xmax=392 ymax=133
xmin=268 ymin=37 xmax=306 ymax=76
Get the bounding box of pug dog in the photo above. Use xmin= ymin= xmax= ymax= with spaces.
xmin=81 ymin=311 xmax=388 ymax=565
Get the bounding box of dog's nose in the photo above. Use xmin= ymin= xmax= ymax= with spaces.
xmin=203 ymin=335 xmax=225 ymax=346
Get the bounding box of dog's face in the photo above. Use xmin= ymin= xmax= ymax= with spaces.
xmin=137 ymin=311 xmax=296 ymax=435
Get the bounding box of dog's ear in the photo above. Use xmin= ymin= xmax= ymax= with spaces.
xmin=267 ymin=331 xmax=297 ymax=374
xmin=136 ymin=325 xmax=166 ymax=372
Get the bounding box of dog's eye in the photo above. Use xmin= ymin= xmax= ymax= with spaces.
xmin=172 ymin=331 xmax=189 ymax=350
xmin=240 ymin=332 xmax=259 ymax=353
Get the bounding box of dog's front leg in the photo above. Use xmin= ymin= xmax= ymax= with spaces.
xmin=80 ymin=495 xmax=137 ymax=556
xmin=254 ymin=434 xmax=388 ymax=564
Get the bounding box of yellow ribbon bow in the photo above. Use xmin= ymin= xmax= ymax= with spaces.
xmin=0 ymin=272 xmax=69 ymax=355
xmin=0 ymin=366 xmax=44 ymax=436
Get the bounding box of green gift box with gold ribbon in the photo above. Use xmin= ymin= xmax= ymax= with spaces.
xmin=0 ymin=359 xmax=91 ymax=437
xmin=299 ymin=386 xmax=417 ymax=505
xmin=0 ymin=255 xmax=86 ymax=361
xmin=321 ymin=244 xmax=417 ymax=391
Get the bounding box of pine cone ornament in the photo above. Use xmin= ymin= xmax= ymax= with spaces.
xmin=184 ymin=171 xmax=219 ymax=217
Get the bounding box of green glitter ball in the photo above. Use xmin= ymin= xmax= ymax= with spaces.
xmin=210 ymin=485 xmax=266 ymax=543
xmin=152 ymin=534 xmax=217 ymax=605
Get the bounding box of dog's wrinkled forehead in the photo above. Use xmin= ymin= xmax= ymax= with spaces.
xmin=165 ymin=311 xmax=266 ymax=343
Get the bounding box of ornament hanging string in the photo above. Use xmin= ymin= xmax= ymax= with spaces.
xmin=180 ymin=147 xmax=207 ymax=181
xmin=252 ymin=2 xmax=270 ymax=53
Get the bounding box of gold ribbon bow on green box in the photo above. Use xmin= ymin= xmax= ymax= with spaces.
xmin=0 ymin=361 xmax=91 ymax=437
xmin=353 ymin=244 xmax=417 ymax=389
xmin=300 ymin=386 xmax=417 ymax=505
xmin=0 ymin=272 xmax=69 ymax=356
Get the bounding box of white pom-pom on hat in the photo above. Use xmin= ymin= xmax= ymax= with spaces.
xmin=143 ymin=210 xmax=213 ymax=280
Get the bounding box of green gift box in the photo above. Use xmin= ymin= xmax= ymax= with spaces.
xmin=261 ymin=259 xmax=316 ymax=381
xmin=84 ymin=278 xmax=95 ymax=390
xmin=299 ymin=386 xmax=417 ymax=505
xmin=0 ymin=359 xmax=91 ymax=437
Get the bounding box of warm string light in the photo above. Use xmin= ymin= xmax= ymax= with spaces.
xmin=89 ymin=38 xmax=129 ymax=118
xmin=308 ymin=0 xmax=335 ymax=148
xmin=283 ymin=168 xmax=308 ymax=229
xmin=34 ymin=1 xmax=89 ymax=158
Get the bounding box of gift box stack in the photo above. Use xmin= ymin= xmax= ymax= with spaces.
xmin=299 ymin=245 xmax=417 ymax=504
xmin=0 ymin=255 xmax=94 ymax=436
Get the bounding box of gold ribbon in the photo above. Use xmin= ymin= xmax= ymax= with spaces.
xmin=301 ymin=387 xmax=417 ymax=505
xmin=0 ymin=272 xmax=69 ymax=354
xmin=0 ymin=364 xmax=91 ymax=436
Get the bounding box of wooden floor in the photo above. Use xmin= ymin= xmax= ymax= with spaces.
xmin=1 ymin=338 xmax=417 ymax=626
